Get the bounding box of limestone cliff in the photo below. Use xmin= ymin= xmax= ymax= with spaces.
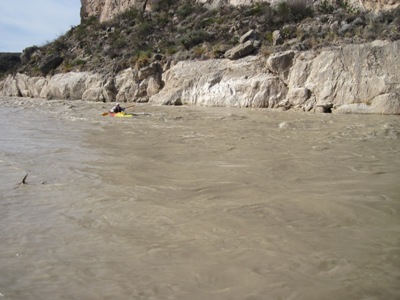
xmin=80 ymin=0 xmax=274 ymax=23
xmin=150 ymin=40 xmax=400 ymax=114
xmin=1 ymin=0 xmax=399 ymax=115
xmin=80 ymin=0 xmax=394 ymax=22
xmin=81 ymin=0 xmax=143 ymax=23
xmin=2 ymin=40 xmax=399 ymax=114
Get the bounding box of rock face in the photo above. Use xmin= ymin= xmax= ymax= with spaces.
xmin=1 ymin=40 xmax=399 ymax=114
xmin=80 ymin=0 xmax=275 ymax=22
xmin=81 ymin=0 xmax=158 ymax=23
xmin=80 ymin=0 xmax=385 ymax=23
xmin=150 ymin=40 xmax=400 ymax=114
xmin=286 ymin=40 xmax=400 ymax=114
xmin=0 ymin=72 xmax=113 ymax=101
xmin=150 ymin=56 xmax=287 ymax=107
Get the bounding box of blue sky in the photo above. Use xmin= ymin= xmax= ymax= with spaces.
xmin=0 ymin=0 xmax=81 ymax=53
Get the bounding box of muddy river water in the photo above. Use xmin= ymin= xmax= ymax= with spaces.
xmin=1 ymin=98 xmax=399 ymax=300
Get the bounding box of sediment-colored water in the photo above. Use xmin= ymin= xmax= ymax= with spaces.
xmin=1 ymin=97 xmax=399 ymax=299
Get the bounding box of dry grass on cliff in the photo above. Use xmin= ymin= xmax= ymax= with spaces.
xmin=7 ymin=0 xmax=400 ymax=78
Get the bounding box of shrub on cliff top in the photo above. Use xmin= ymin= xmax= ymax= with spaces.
xmin=273 ymin=0 xmax=313 ymax=23
xmin=11 ymin=0 xmax=400 ymax=77
xmin=0 ymin=53 xmax=21 ymax=77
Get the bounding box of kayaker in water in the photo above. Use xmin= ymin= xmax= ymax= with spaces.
xmin=110 ymin=102 xmax=125 ymax=113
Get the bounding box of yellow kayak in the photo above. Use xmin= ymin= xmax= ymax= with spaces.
xmin=111 ymin=112 xmax=133 ymax=118
xmin=102 ymin=112 xmax=133 ymax=118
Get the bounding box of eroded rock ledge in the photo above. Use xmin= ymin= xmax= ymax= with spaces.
xmin=80 ymin=0 xmax=400 ymax=23
xmin=1 ymin=40 xmax=399 ymax=114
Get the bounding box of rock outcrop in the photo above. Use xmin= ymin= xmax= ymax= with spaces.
xmin=81 ymin=0 xmax=163 ymax=22
xmin=286 ymin=40 xmax=400 ymax=114
xmin=150 ymin=56 xmax=287 ymax=107
xmin=150 ymin=39 xmax=400 ymax=114
xmin=1 ymin=40 xmax=399 ymax=114
xmin=0 ymin=72 xmax=111 ymax=101
xmin=80 ymin=0 xmax=386 ymax=23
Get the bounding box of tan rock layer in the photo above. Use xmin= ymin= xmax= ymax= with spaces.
xmin=81 ymin=0 xmax=158 ymax=22
xmin=80 ymin=0 xmax=397 ymax=23
xmin=1 ymin=40 xmax=399 ymax=114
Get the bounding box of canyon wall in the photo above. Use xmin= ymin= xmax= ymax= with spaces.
xmin=2 ymin=2 xmax=399 ymax=114
xmin=2 ymin=40 xmax=399 ymax=114
xmin=80 ymin=0 xmax=161 ymax=23
xmin=149 ymin=40 xmax=400 ymax=114
xmin=80 ymin=0 xmax=396 ymax=23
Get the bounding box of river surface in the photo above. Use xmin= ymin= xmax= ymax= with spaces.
xmin=1 ymin=97 xmax=400 ymax=300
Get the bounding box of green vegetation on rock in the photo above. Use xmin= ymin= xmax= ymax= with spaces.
xmin=5 ymin=0 xmax=400 ymax=78
xmin=0 ymin=53 xmax=21 ymax=77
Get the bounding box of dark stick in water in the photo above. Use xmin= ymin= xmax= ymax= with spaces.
xmin=22 ymin=170 xmax=30 ymax=184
